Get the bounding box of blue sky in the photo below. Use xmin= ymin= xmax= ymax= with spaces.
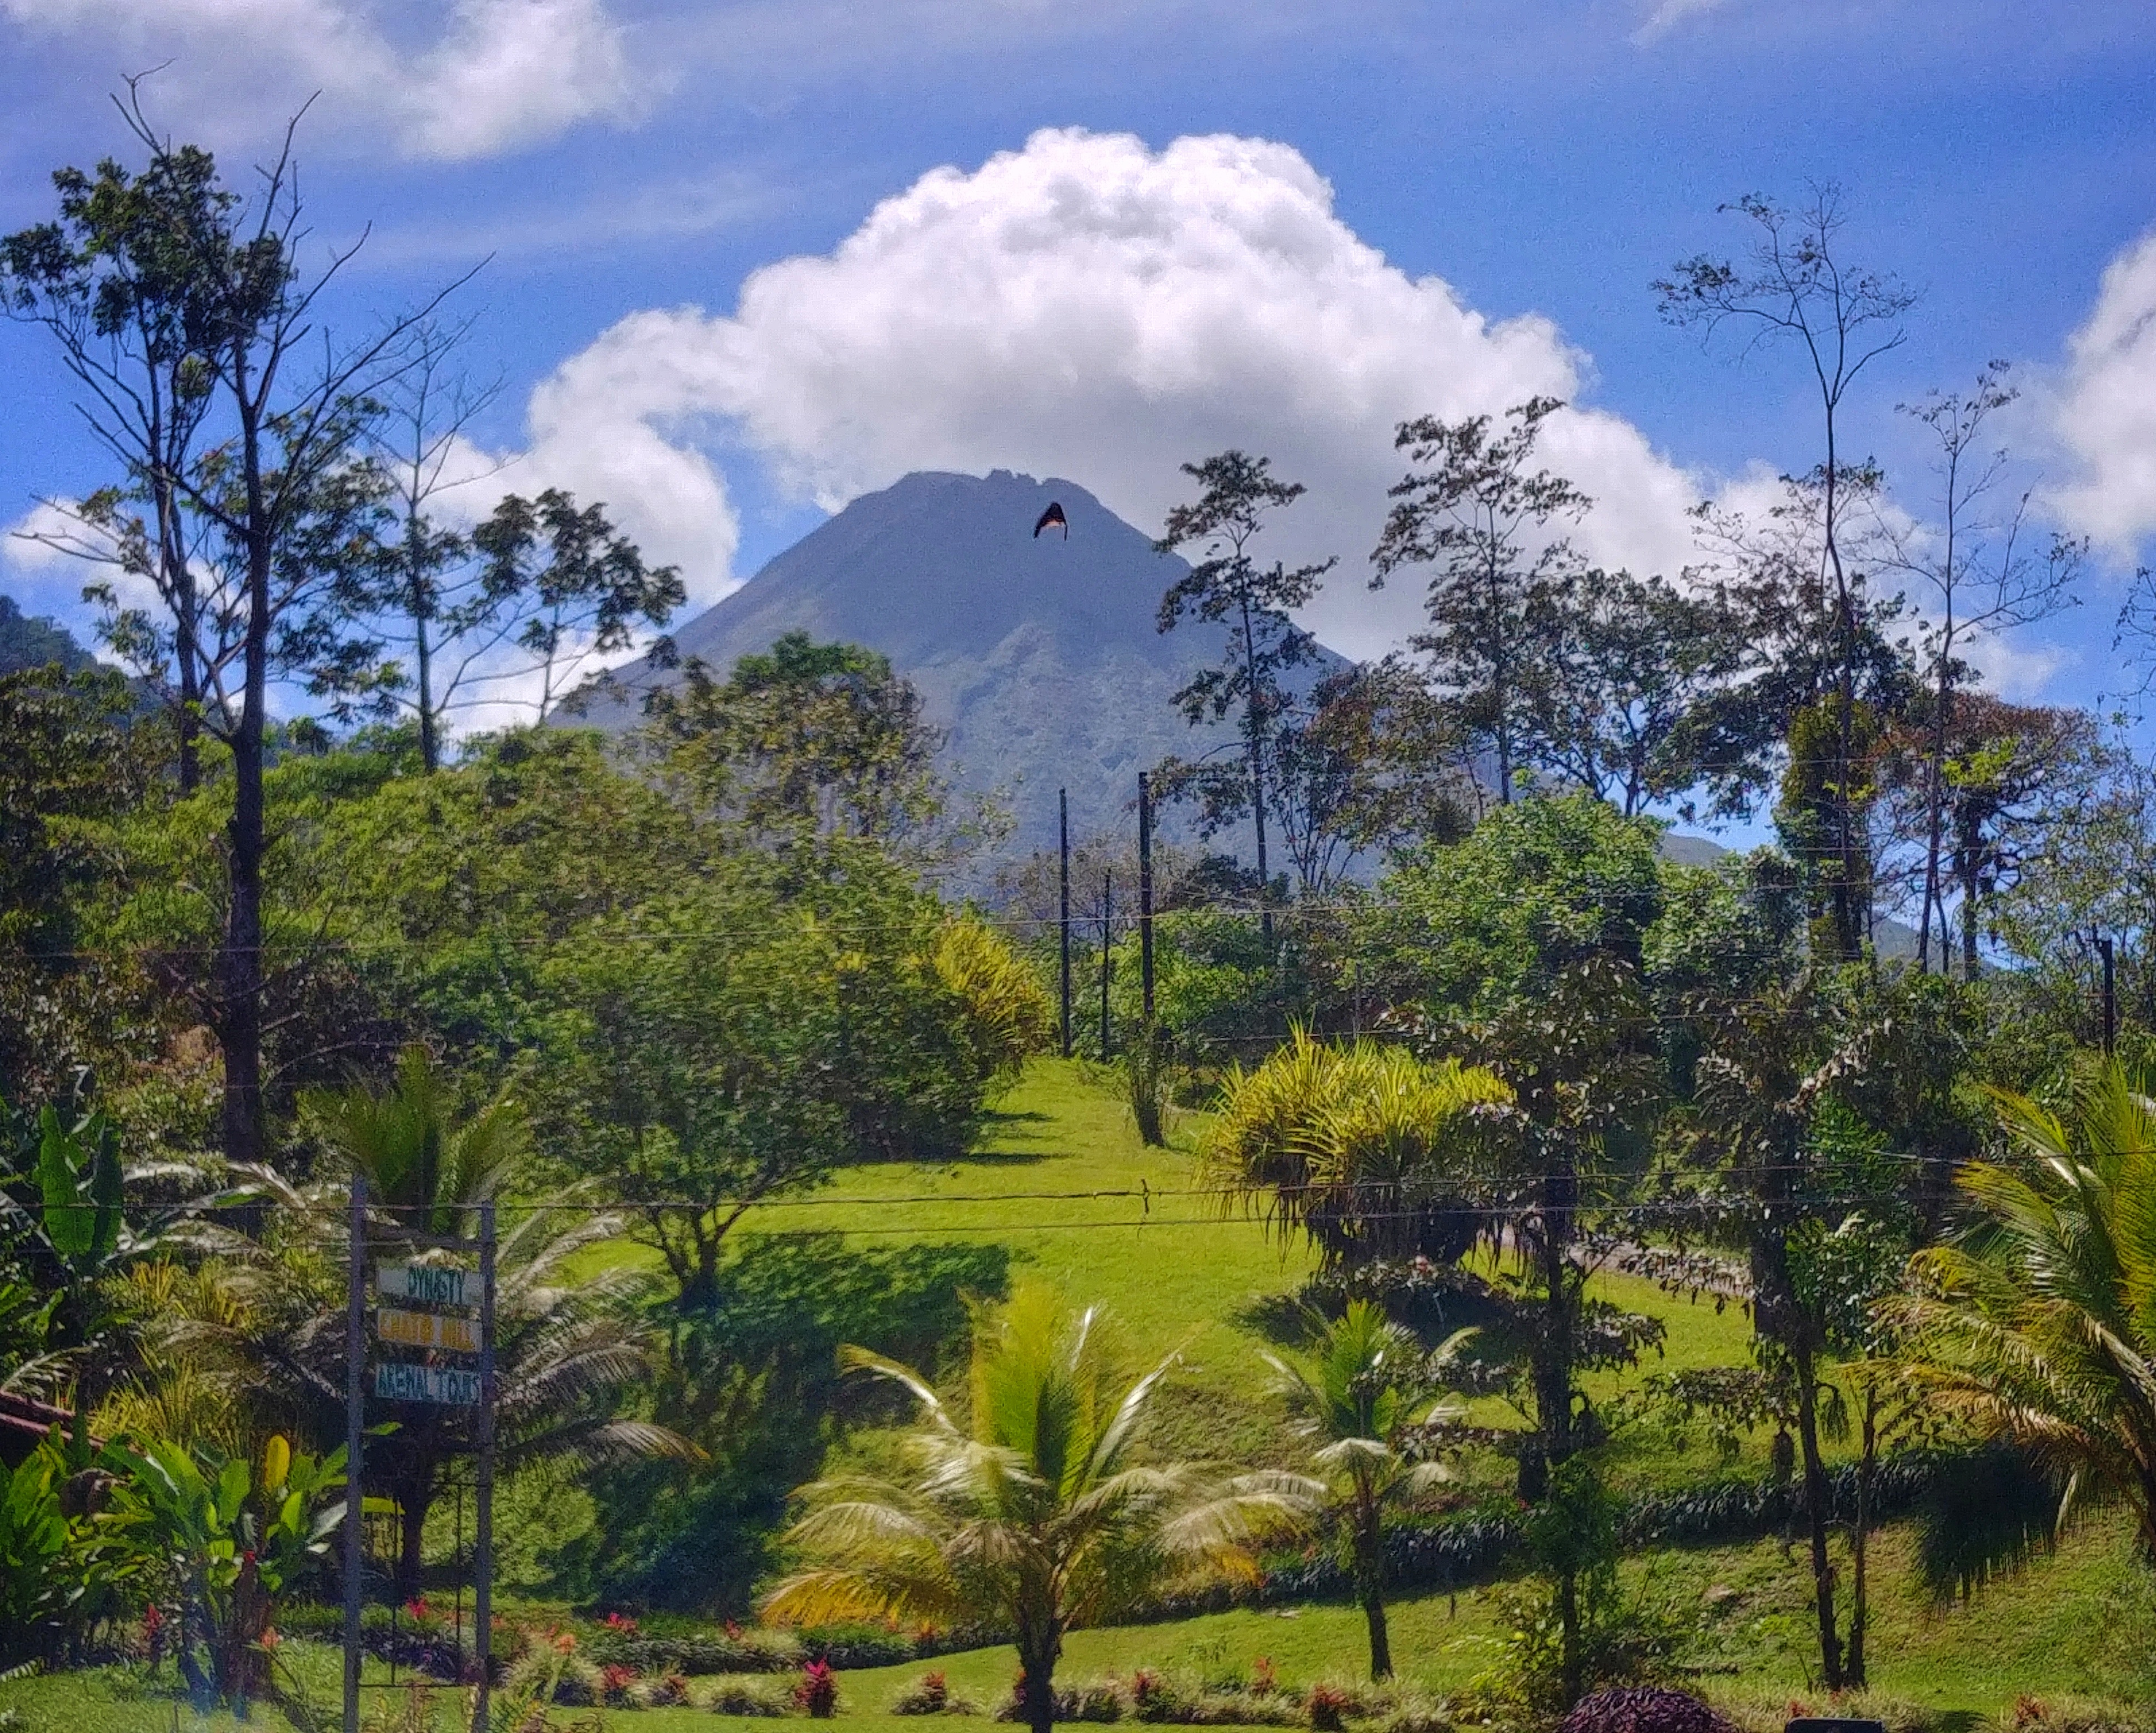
xmin=5 ymin=0 xmax=2156 ymax=744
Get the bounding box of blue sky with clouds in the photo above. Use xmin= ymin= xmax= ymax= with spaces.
xmin=5 ymin=0 xmax=2156 ymax=739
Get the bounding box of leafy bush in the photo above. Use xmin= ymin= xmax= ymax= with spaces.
xmin=891 ymin=1672 xmax=952 ymax=1716
xmin=0 ymin=1440 xmax=78 ymax=1666
xmin=935 ymin=916 xmax=1054 ymax=1095
xmin=793 ymin=1662 xmax=839 ymax=1719
xmin=1307 ymin=1685 xmax=1353 ymax=1732
xmin=704 ymin=1679 xmax=794 ymax=1718
xmin=101 ymin=1433 xmax=347 ymax=1708
xmin=1555 ymin=1690 xmax=1734 ymax=1733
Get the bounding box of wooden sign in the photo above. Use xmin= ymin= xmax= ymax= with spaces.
xmin=378 ymin=1306 xmax=479 ymax=1354
xmin=377 ymin=1262 xmax=472 ymax=1308
xmin=374 ymin=1361 xmax=481 ymax=1406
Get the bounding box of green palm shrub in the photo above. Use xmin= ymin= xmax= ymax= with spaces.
xmin=1266 ymin=1300 xmax=1466 ymax=1679
xmin=761 ymin=1284 xmax=1313 ymax=1733
xmin=1895 ymin=1058 xmax=2156 ymax=1557
xmin=1202 ymin=1031 xmax=1510 ymax=1266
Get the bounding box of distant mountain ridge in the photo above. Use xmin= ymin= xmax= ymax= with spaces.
xmin=0 ymin=594 xmax=96 ymax=677
xmin=581 ymin=469 xmax=1346 ymax=853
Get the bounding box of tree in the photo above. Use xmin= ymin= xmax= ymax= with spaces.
xmin=760 ymin=1284 xmax=1312 ymax=1733
xmin=1157 ymin=660 xmax=1468 ymax=898
xmin=0 ymin=89 xmax=222 ymax=790
xmin=1879 ymin=697 xmax=2098 ymax=978
xmin=1882 ymin=363 xmax=2084 ymax=971
xmin=1894 ymin=1059 xmax=2156 ymax=1562
xmin=1526 ymin=570 xmax=1748 ymax=818
xmin=177 ymin=1051 xmax=688 ymax=1596
xmin=4 ymin=99 xmax=459 ymax=1167
xmin=0 ymin=666 xmax=159 ymax=1105
xmin=1658 ymin=189 xmax=1917 ymax=961
xmin=1682 ymin=971 xmax=1881 ymax=1690
xmin=1155 ymin=453 xmax=1336 ymax=934
xmin=1265 ymin=1300 xmax=1465 ymax=1679
xmin=640 ymin=633 xmax=952 ymax=853
xmin=465 ymin=487 xmax=683 ymax=727
xmin=1370 ymin=396 xmax=1590 ymax=809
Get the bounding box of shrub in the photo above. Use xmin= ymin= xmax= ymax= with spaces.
xmin=2007 ymin=1697 xmax=2145 ymax=1733
xmin=648 ymin=1676 xmax=693 ymax=1709
xmin=1556 ymin=1689 xmax=1735 ymax=1733
xmin=1073 ymin=1684 xmax=1126 ymax=1724
xmin=704 ymin=1679 xmax=793 ymax=1717
xmin=893 ymin=1673 xmax=952 ymax=1716
xmin=1130 ymin=1671 xmax=1180 ymax=1724
xmin=1308 ymin=1685 xmax=1353 ymax=1733
xmin=794 ymin=1661 xmax=839 ymax=1719
xmin=600 ymin=1665 xmax=640 ymax=1707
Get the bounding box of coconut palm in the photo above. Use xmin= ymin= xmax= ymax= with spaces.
xmin=1201 ymin=1029 xmax=1510 ymax=1267
xmin=1266 ymin=1300 xmax=1466 ymax=1679
xmin=761 ymin=1284 xmax=1313 ymax=1733
xmin=1894 ymin=1058 xmax=2156 ymax=1559
xmin=152 ymin=1050 xmax=691 ymax=1595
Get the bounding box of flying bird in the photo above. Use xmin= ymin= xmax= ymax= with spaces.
xmin=1033 ymin=502 xmax=1069 ymax=539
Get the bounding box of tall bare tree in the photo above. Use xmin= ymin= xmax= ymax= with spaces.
xmin=1884 ymin=362 xmax=2083 ymax=970
xmin=1658 ymin=188 xmax=1917 ymax=961
xmin=1 ymin=85 xmax=225 ymax=789
xmin=4 ymin=93 xmax=464 ymax=1165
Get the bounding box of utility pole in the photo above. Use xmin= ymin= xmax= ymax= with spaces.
xmin=343 ymin=1175 xmax=365 ymax=1733
xmin=475 ymin=1202 xmax=497 ymax=1733
xmin=1099 ymin=869 xmax=1113 ymax=1060
xmin=2100 ymin=934 xmax=2117 ymax=1055
xmin=1059 ymin=789 xmax=1072 ymax=1059
xmin=1137 ymin=772 xmax=1155 ymax=1023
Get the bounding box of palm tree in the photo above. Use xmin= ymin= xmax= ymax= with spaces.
xmin=1201 ymin=1030 xmax=1510 ymax=1267
xmin=1895 ymin=1058 xmax=2156 ymax=1559
xmin=761 ymin=1284 xmax=1313 ymax=1733
xmin=1266 ymin=1300 xmax=1465 ymax=1679
xmin=154 ymin=1049 xmax=691 ymax=1595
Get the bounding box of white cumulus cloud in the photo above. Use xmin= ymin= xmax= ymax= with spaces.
xmin=1 ymin=0 xmax=643 ymax=160
xmin=526 ymin=126 xmax=1703 ymax=658
xmin=2050 ymin=226 xmax=2156 ymax=559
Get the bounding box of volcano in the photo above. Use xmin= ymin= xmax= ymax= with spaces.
xmin=580 ymin=469 xmax=1347 ymax=855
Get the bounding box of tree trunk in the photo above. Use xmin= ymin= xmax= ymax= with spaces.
xmin=1017 ymin=1632 xmax=1061 ymax=1733
xmin=1361 ymin=1592 xmax=1392 ymax=1682
xmin=1536 ymin=1143 xmax=1578 ymax=1473
xmin=1238 ymin=591 xmax=1272 ymax=944
xmin=218 ymin=378 xmax=270 ymax=1171
xmin=1846 ymin=1394 xmax=1876 ymax=1689
xmin=1794 ymin=1352 xmax=1844 ymax=1691
xmin=397 ymin=1469 xmax=436 ymax=1601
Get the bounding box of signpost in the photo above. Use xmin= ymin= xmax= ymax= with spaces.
xmin=343 ymin=1192 xmax=495 ymax=1733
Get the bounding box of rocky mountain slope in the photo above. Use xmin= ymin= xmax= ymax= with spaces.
xmin=580 ymin=468 xmax=1343 ymax=853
